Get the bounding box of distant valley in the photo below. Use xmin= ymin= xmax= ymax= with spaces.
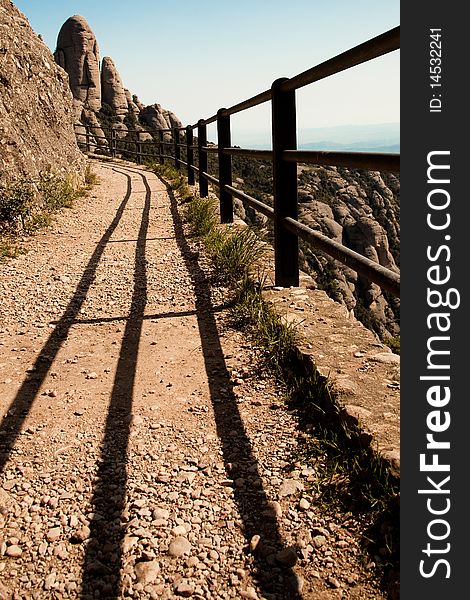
xmin=233 ymin=122 xmax=400 ymax=153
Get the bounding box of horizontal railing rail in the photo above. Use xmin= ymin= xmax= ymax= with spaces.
xmin=74 ymin=25 xmax=400 ymax=297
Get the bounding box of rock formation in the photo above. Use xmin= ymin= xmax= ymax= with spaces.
xmin=54 ymin=15 xmax=106 ymax=148
xmin=53 ymin=15 xmax=182 ymax=148
xmin=297 ymin=166 xmax=400 ymax=337
xmin=54 ymin=15 xmax=101 ymax=116
xmin=139 ymin=104 xmax=182 ymax=141
xmin=0 ymin=0 xmax=85 ymax=186
xmin=139 ymin=104 xmax=182 ymax=131
xmin=101 ymin=56 xmax=128 ymax=118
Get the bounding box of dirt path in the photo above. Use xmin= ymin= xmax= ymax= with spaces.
xmin=0 ymin=161 xmax=388 ymax=599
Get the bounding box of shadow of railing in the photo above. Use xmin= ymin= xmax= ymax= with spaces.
xmin=0 ymin=172 xmax=132 ymax=473
xmin=159 ymin=175 xmax=303 ymax=599
xmin=80 ymin=167 xmax=150 ymax=598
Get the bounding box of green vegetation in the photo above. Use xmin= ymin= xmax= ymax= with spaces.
xmin=94 ymin=104 xmax=159 ymax=163
xmin=84 ymin=164 xmax=99 ymax=187
xmin=0 ymin=179 xmax=34 ymax=231
xmin=0 ymin=165 xmax=97 ymax=260
xmin=206 ymin=227 xmax=267 ymax=285
xmin=383 ymin=335 xmax=400 ymax=355
xmin=155 ymin=163 xmax=399 ymax=594
xmin=98 ymin=102 xmax=120 ymax=129
xmin=0 ymin=235 xmax=27 ymax=260
xmin=184 ymin=194 xmax=219 ymax=237
xmin=151 ymin=163 xmax=192 ymax=202
xmin=151 ymin=163 xmax=267 ymax=285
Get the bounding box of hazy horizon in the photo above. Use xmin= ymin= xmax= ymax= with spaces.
xmin=231 ymin=121 xmax=399 ymax=151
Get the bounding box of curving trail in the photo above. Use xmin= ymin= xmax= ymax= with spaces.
xmin=0 ymin=161 xmax=387 ymax=599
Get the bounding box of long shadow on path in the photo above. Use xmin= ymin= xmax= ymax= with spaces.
xmin=80 ymin=167 xmax=151 ymax=598
xmin=0 ymin=170 xmax=132 ymax=473
xmin=162 ymin=179 xmax=303 ymax=600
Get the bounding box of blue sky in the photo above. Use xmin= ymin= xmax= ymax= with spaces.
xmin=14 ymin=0 xmax=399 ymax=143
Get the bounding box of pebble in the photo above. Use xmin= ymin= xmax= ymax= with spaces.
xmin=122 ymin=535 xmax=139 ymax=553
xmin=71 ymin=526 xmax=90 ymax=543
xmin=278 ymin=478 xmax=304 ymax=497
xmin=172 ymin=525 xmax=188 ymax=536
xmin=69 ymin=515 xmax=79 ymax=527
xmin=313 ymin=535 xmax=327 ymax=548
xmin=134 ymin=560 xmax=160 ymax=585
xmin=263 ymin=500 xmax=282 ymax=518
xmin=153 ymin=508 xmax=170 ymax=520
xmin=175 ymin=581 xmax=195 ymax=597
xmin=44 ymin=573 xmax=56 ymax=590
xmin=46 ymin=527 xmax=61 ymax=542
xmin=168 ymin=537 xmax=192 ymax=557
xmin=249 ymin=535 xmax=261 ymax=552
xmin=275 ymin=547 xmax=298 ymax=567
xmin=5 ymin=545 xmax=22 ymax=558
xmin=130 ymin=414 xmax=144 ymax=426
xmin=327 ymin=576 xmax=342 ymax=589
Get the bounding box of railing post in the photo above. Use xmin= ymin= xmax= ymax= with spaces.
xmin=186 ymin=126 xmax=195 ymax=185
xmin=197 ymin=120 xmax=208 ymax=198
xmin=271 ymin=77 xmax=299 ymax=287
xmin=86 ymin=125 xmax=90 ymax=153
xmin=173 ymin=128 xmax=180 ymax=170
xmin=217 ymin=109 xmax=233 ymax=223
xmin=136 ymin=132 xmax=142 ymax=165
xmin=152 ymin=139 xmax=157 ymax=162
xmin=159 ymin=130 xmax=164 ymax=165
xmin=110 ymin=127 xmax=116 ymax=158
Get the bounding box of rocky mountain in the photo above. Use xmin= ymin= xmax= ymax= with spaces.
xmin=54 ymin=15 xmax=182 ymax=146
xmin=230 ymin=157 xmax=400 ymax=339
xmin=0 ymin=0 xmax=85 ymax=186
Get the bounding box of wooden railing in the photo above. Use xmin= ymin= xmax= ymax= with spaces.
xmin=75 ymin=26 xmax=400 ymax=297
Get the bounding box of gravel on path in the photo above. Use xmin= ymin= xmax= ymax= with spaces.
xmin=0 ymin=161 xmax=388 ymax=599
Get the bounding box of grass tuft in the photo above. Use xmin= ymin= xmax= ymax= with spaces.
xmin=383 ymin=335 xmax=400 ymax=355
xmin=184 ymin=195 xmax=219 ymax=239
xmin=0 ymin=180 xmax=35 ymax=230
xmin=150 ymin=163 xmax=192 ymax=201
xmin=84 ymin=164 xmax=99 ymax=188
xmin=0 ymin=236 xmax=26 ymax=261
xmin=38 ymin=172 xmax=77 ymax=213
xmin=207 ymin=227 xmax=267 ymax=285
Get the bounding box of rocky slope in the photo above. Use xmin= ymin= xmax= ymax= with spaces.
xmin=0 ymin=0 xmax=85 ymax=186
xmin=54 ymin=15 xmax=182 ymax=146
xmin=297 ymin=165 xmax=400 ymax=338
